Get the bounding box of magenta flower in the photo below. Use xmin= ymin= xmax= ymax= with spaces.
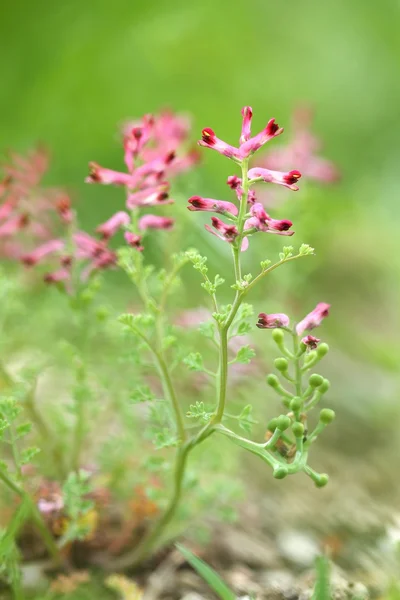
xmin=296 ymin=303 xmax=330 ymax=335
xmin=126 ymin=183 xmax=171 ymax=209
xmin=205 ymin=217 xmax=249 ymax=251
xmin=187 ymin=196 xmax=238 ymax=216
xmin=86 ymin=162 xmax=140 ymax=187
xmin=248 ymin=167 xmax=301 ymax=191
xmin=0 ymin=214 xmax=29 ymax=238
xmin=138 ymin=215 xmax=174 ymax=231
xmin=44 ymin=268 xmax=71 ymax=284
xmin=124 ymin=232 xmax=144 ymax=251
xmin=257 ymin=313 xmax=290 ymax=329
xmin=21 ymin=239 xmax=65 ymax=266
xmin=301 ymin=335 xmax=321 ymax=349
xmin=96 ymin=211 xmax=130 ymax=239
xmin=198 ymin=109 xmax=283 ymax=161
xmin=245 ymin=203 xmax=293 ymax=235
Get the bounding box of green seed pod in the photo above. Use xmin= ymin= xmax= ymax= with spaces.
xmin=277 ymin=415 xmax=291 ymax=431
xmin=317 ymin=343 xmax=329 ymax=358
xmin=272 ymin=329 xmax=285 ymax=345
xmin=309 ymin=373 xmax=323 ymax=387
xmin=292 ymin=422 xmax=305 ymax=437
xmin=290 ymin=396 xmax=302 ymax=412
xmin=267 ymin=418 xmax=278 ymax=432
xmin=315 ymin=473 xmax=329 ymax=488
xmin=319 ymin=408 xmax=335 ymax=424
xmin=273 ymin=465 xmax=289 ymax=479
xmin=274 ymin=357 xmax=288 ymax=372
xmin=319 ymin=379 xmax=330 ymax=394
xmin=266 ymin=374 xmax=279 ymax=388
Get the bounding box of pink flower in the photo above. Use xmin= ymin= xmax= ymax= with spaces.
xmin=199 ymin=128 xmax=242 ymax=160
xmin=126 ymin=183 xmax=171 ymax=209
xmin=56 ymin=195 xmax=74 ymax=224
xmin=301 ymin=335 xmax=321 ymax=349
xmin=296 ymin=303 xmax=330 ymax=335
xmin=124 ymin=232 xmax=144 ymax=251
xmin=239 ymin=118 xmax=283 ymax=157
xmin=227 ymin=175 xmax=242 ymax=190
xmin=21 ymin=239 xmax=65 ymax=266
xmin=123 ymin=114 xmax=154 ymax=171
xmin=138 ymin=215 xmax=174 ymax=230
xmin=240 ymin=106 xmax=253 ymax=144
xmin=44 ymin=268 xmax=71 ymax=284
xmin=86 ymin=162 xmax=140 ymax=187
xmin=96 ymin=211 xmax=130 ymax=239
xmin=0 ymin=214 xmax=29 ymax=238
xmin=205 ymin=217 xmax=249 ymax=251
xmin=187 ymin=196 xmax=238 ymax=216
xmin=248 ymin=167 xmax=301 ymax=191
xmin=257 ymin=313 xmax=290 ymax=329
xmin=73 ymin=232 xmax=106 ymax=259
xmin=245 ymin=203 xmax=293 ymax=235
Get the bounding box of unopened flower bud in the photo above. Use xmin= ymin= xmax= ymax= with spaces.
xmin=315 ymin=473 xmax=329 ymax=488
xmin=267 ymin=418 xmax=278 ymax=431
xmin=292 ymin=422 xmax=304 ymax=437
xmin=309 ymin=374 xmax=323 ymax=387
xmin=317 ymin=343 xmax=329 ymax=358
xmin=319 ymin=379 xmax=330 ymax=394
xmin=274 ymin=357 xmax=288 ymax=372
xmin=290 ymin=396 xmax=302 ymax=412
xmin=273 ymin=465 xmax=288 ymax=479
xmin=272 ymin=329 xmax=285 ymax=345
xmin=319 ymin=408 xmax=335 ymax=424
xmin=266 ymin=374 xmax=279 ymax=388
xmin=304 ymin=350 xmax=317 ymax=363
xmin=277 ymin=415 xmax=291 ymax=431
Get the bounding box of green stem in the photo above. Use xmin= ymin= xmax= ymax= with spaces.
xmin=293 ymin=334 xmax=302 ymax=398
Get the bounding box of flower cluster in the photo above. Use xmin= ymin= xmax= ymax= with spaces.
xmin=187 ymin=107 xmax=301 ymax=250
xmin=87 ymin=110 xmax=199 ymax=250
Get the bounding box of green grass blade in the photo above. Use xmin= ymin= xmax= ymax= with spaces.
xmin=176 ymin=543 xmax=236 ymax=600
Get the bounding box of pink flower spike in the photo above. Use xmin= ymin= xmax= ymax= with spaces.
xmin=21 ymin=239 xmax=65 ymax=266
xmin=44 ymin=268 xmax=71 ymax=284
xmin=187 ymin=196 xmax=238 ymax=216
xmin=198 ymin=128 xmax=241 ymax=160
xmin=256 ymin=313 xmax=290 ymax=329
xmin=86 ymin=162 xmax=139 ymax=187
xmin=0 ymin=214 xmax=29 ymax=238
xmin=240 ymin=106 xmax=253 ymax=144
xmin=124 ymin=232 xmax=144 ymax=251
xmin=248 ymin=167 xmax=302 ymax=191
xmin=138 ymin=215 xmax=174 ymax=231
xmin=301 ymin=335 xmax=321 ymax=350
xmin=239 ymin=118 xmax=283 ymax=157
xmin=126 ymin=183 xmax=171 ymax=209
xmin=74 ymin=231 xmax=105 ymax=259
xmin=246 ymin=203 xmax=293 ymax=235
xmin=96 ymin=211 xmax=130 ymax=239
xmin=296 ymin=303 xmax=330 ymax=335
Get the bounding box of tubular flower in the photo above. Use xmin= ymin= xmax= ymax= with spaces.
xmin=245 ymin=203 xmax=293 ymax=235
xmin=138 ymin=215 xmax=174 ymax=231
xmin=124 ymin=232 xmax=144 ymax=251
xmin=0 ymin=214 xmax=29 ymax=237
xmin=301 ymin=335 xmax=321 ymax=349
xmin=296 ymin=303 xmax=330 ymax=335
xmin=96 ymin=211 xmax=130 ymax=239
xmin=21 ymin=239 xmax=65 ymax=266
xmin=126 ymin=183 xmax=171 ymax=209
xmin=248 ymin=167 xmax=301 ymax=191
xmin=205 ymin=217 xmax=249 ymax=251
xmin=257 ymin=313 xmax=290 ymax=329
xmin=198 ymin=109 xmax=283 ymax=161
xmin=187 ymin=196 xmax=238 ymax=216
xmin=85 ymin=163 xmax=140 ymax=187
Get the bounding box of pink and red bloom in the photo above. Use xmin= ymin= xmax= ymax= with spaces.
xmin=296 ymin=303 xmax=330 ymax=335
xmin=187 ymin=196 xmax=238 ymax=216
xmin=245 ymin=203 xmax=293 ymax=235
xmin=257 ymin=313 xmax=290 ymax=329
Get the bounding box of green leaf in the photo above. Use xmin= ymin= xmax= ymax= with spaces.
xmin=312 ymin=556 xmax=331 ymax=600
xmin=20 ymin=446 xmax=40 ymax=465
xmin=233 ymin=345 xmax=256 ymax=364
xmin=279 ymin=245 xmax=294 ymax=261
xmin=15 ymin=422 xmax=32 ymax=439
xmin=299 ymin=243 xmax=315 ymax=256
xmin=176 ymin=543 xmax=236 ymax=600
xmin=198 ymin=321 xmax=216 ymax=339
xmin=130 ymin=385 xmax=155 ymax=403
xmin=183 ymin=352 xmax=204 ymax=372
xmin=238 ymin=404 xmax=257 ymax=433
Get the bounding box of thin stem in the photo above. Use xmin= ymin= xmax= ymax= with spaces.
xmin=293 ymin=334 xmax=302 ymax=398
xmin=215 ymin=327 xmax=228 ymax=422
xmin=245 ymin=254 xmax=308 ymax=295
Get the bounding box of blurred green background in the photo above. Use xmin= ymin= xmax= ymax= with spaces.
xmin=1 ymin=0 xmax=400 ymax=585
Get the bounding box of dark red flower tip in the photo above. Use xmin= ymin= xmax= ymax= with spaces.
xmin=188 ymin=196 xmax=205 ymax=209
xmin=201 ymin=128 xmax=216 ymax=145
xmin=61 ymin=255 xmax=73 ymax=267
xmin=165 ymin=151 xmax=176 ymax=164
xmin=284 ymin=170 xmax=302 ymax=184
xmin=19 ymin=214 xmax=30 ymax=228
xmin=266 ymin=119 xmax=280 ymax=136
xmin=227 ymin=175 xmax=242 ymax=189
xmin=275 ymin=219 xmax=293 ymax=231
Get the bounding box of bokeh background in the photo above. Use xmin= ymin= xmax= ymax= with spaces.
xmin=2 ymin=0 xmax=400 ymax=591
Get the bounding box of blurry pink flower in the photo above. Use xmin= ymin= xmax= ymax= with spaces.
xmin=96 ymin=211 xmax=130 ymax=239
xmin=205 ymin=217 xmax=249 ymax=251
xmin=126 ymin=183 xmax=171 ymax=209
xmin=21 ymin=239 xmax=65 ymax=266
xmin=124 ymin=232 xmax=144 ymax=251
xmin=86 ymin=162 xmax=140 ymax=187
xmin=138 ymin=215 xmax=174 ymax=230
xmin=0 ymin=198 xmax=16 ymax=222
xmin=123 ymin=114 xmax=155 ymax=171
xmin=0 ymin=214 xmax=29 ymax=237
xmin=248 ymin=167 xmax=301 ymax=191
xmin=257 ymin=313 xmax=290 ymax=329
xmin=56 ymin=195 xmax=74 ymax=224
xmin=44 ymin=268 xmax=71 ymax=284
xmin=296 ymin=303 xmax=330 ymax=335
xmin=187 ymin=196 xmax=238 ymax=216
xmin=301 ymin=335 xmax=321 ymax=349
xmin=245 ymin=202 xmax=293 ymax=235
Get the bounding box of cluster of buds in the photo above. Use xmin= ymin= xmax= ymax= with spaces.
xmin=86 ymin=110 xmax=199 ymax=250
xmin=187 ymin=106 xmax=301 ymax=250
xmin=257 ymin=303 xmax=333 ymax=484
